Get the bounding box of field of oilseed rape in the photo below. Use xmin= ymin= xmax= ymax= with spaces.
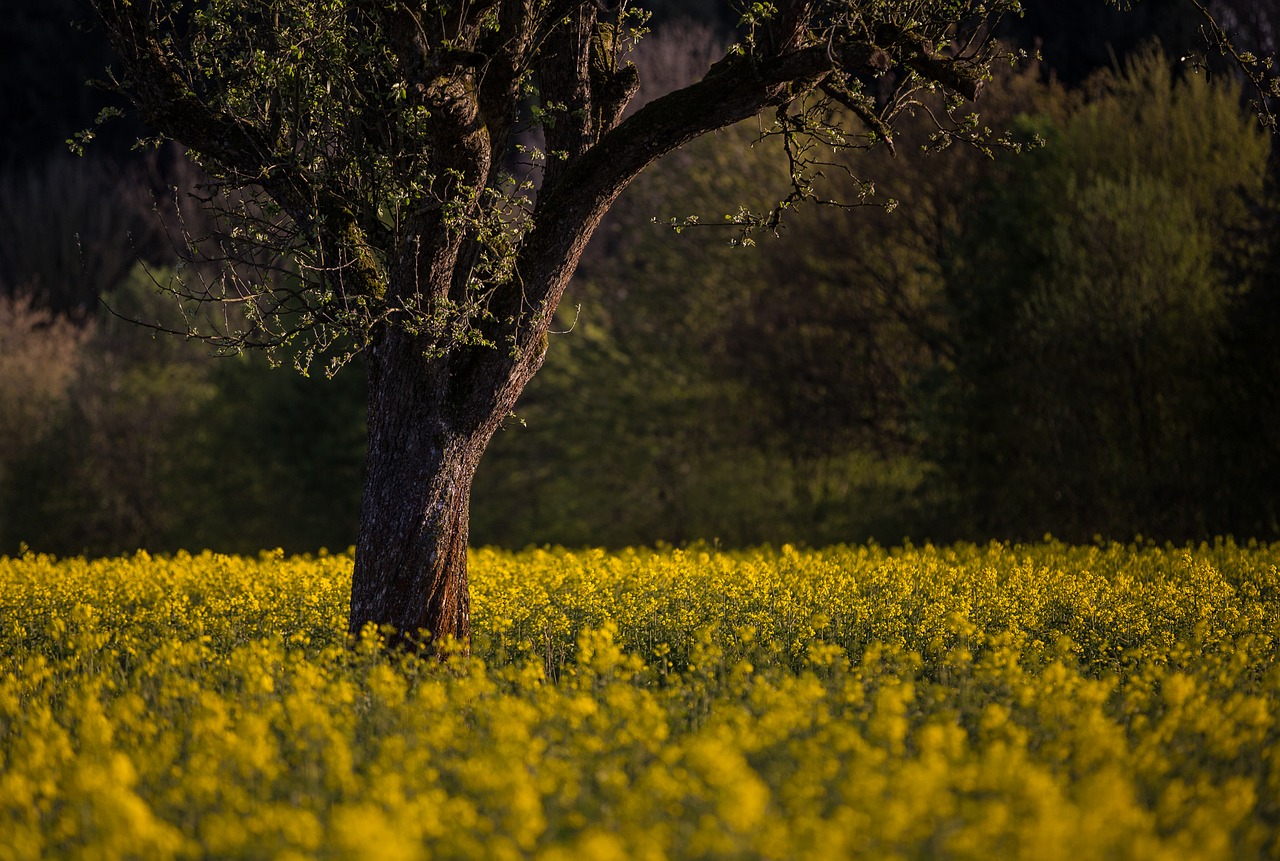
xmin=2 ymin=543 xmax=1278 ymax=860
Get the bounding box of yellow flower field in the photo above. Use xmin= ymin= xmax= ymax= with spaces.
xmin=1 ymin=542 xmax=1277 ymax=860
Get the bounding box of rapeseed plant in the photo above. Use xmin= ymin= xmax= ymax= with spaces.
xmin=0 ymin=542 xmax=1277 ymax=859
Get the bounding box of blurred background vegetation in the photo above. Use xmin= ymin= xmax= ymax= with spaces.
xmin=2 ymin=0 xmax=1278 ymax=554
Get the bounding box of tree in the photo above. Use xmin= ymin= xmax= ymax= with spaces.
xmin=937 ymin=49 xmax=1269 ymax=540
xmin=82 ymin=0 xmax=1262 ymax=649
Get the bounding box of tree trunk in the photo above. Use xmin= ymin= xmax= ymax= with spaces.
xmin=348 ymin=327 xmax=494 ymax=651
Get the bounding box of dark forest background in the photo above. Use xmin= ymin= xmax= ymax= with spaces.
xmin=3 ymin=1 xmax=1279 ymax=555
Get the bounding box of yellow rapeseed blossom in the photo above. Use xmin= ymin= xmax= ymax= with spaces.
xmin=0 ymin=541 xmax=1277 ymax=859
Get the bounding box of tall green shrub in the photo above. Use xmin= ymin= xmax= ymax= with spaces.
xmin=939 ymin=49 xmax=1269 ymax=540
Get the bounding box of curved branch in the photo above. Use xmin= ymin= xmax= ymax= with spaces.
xmin=459 ymin=30 xmax=987 ymax=422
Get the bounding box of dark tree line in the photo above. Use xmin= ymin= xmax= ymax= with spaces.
xmin=473 ymin=40 xmax=1280 ymax=547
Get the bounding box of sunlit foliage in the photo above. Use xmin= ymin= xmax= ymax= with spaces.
xmin=2 ymin=543 xmax=1278 ymax=859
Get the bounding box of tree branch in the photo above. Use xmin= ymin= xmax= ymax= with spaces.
xmin=453 ymin=28 xmax=946 ymax=419
xmin=537 ymin=3 xmax=597 ymax=191
xmin=821 ymin=77 xmax=897 ymax=156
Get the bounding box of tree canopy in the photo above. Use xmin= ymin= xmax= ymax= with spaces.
xmin=87 ymin=2 xmax=1019 ymax=369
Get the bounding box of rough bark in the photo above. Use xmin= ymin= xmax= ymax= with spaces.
xmin=349 ymin=326 xmax=488 ymax=647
